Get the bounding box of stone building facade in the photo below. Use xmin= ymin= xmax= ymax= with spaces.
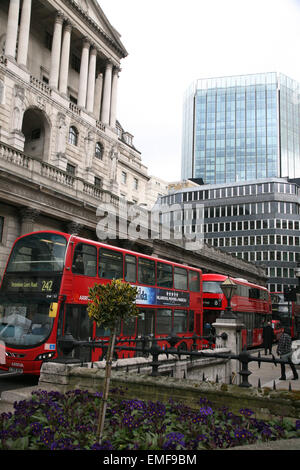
xmin=0 ymin=0 xmax=168 ymax=276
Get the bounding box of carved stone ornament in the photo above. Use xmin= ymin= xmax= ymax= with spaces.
xmin=56 ymin=112 xmax=67 ymax=155
xmin=12 ymin=85 xmax=26 ymax=131
xmin=74 ymin=0 xmax=88 ymax=12
xmin=19 ymin=207 xmax=40 ymax=223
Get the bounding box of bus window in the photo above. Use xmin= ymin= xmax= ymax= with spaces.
xmin=157 ymin=262 xmax=173 ymax=288
xmin=202 ymin=281 xmax=223 ymax=293
xmin=189 ymin=271 xmax=200 ymax=292
xmin=99 ymin=248 xmax=123 ymax=279
xmin=125 ymin=254 xmax=136 ymax=283
xmin=188 ymin=310 xmax=194 ymax=332
xmin=156 ymin=308 xmax=172 ymax=334
xmin=138 ymin=258 xmax=155 ymax=285
xmin=249 ymin=288 xmax=259 ymax=299
xmin=96 ymin=320 xmax=121 ymax=337
xmin=173 ymin=309 xmax=188 ymax=333
xmin=64 ymin=305 xmax=93 ymax=361
xmin=6 ymin=233 xmax=67 ymax=273
xmin=122 ymin=317 xmax=136 ymax=336
xmin=137 ymin=308 xmax=155 ymax=336
xmin=72 ymin=243 xmax=97 ymax=276
xmin=174 ymin=267 xmax=187 ymax=290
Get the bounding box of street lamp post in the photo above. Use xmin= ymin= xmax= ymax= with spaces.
xmin=221 ymin=276 xmax=237 ymax=319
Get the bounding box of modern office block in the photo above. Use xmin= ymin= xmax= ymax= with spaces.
xmin=181 ymin=73 xmax=300 ymax=184
xmin=158 ymin=177 xmax=300 ymax=293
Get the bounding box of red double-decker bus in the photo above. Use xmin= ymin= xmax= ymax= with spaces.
xmin=271 ymin=292 xmax=300 ymax=339
xmin=0 ymin=231 xmax=203 ymax=375
xmin=202 ymin=273 xmax=272 ymax=348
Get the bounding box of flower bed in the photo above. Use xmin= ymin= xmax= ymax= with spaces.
xmin=0 ymin=388 xmax=299 ymax=450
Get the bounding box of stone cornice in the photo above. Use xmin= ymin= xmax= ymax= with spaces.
xmin=61 ymin=0 xmax=128 ymax=58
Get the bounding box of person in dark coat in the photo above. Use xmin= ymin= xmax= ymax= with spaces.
xmin=277 ymin=328 xmax=298 ymax=380
xmin=262 ymin=321 xmax=274 ymax=355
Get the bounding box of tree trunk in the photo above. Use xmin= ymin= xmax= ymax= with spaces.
xmin=97 ymin=326 xmax=116 ymax=443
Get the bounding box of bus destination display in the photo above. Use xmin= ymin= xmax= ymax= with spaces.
xmin=1 ymin=275 xmax=60 ymax=297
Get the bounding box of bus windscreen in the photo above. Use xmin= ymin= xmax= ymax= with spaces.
xmin=0 ymin=300 xmax=55 ymax=347
xmin=6 ymin=233 xmax=67 ymax=273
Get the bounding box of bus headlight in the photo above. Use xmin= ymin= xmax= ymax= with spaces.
xmin=35 ymin=352 xmax=56 ymax=361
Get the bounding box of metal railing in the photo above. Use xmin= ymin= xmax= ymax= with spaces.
xmin=55 ymin=331 xmax=299 ymax=390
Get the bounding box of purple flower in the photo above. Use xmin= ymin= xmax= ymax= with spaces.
xmin=30 ymin=422 xmax=42 ymax=436
xmin=163 ymin=432 xmax=186 ymax=450
xmin=239 ymin=408 xmax=254 ymax=417
xmin=199 ymin=406 xmax=213 ymax=416
xmin=91 ymin=440 xmax=113 ymax=450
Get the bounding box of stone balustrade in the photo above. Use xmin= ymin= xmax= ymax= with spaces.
xmin=0 ymin=142 xmax=31 ymax=168
xmin=0 ymin=140 xmax=118 ymax=207
xmin=30 ymin=75 xmax=52 ymax=96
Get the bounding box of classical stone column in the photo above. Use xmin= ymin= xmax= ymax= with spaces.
xmin=77 ymin=38 xmax=90 ymax=108
xmin=49 ymin=12 xmax=64 ymax=89
xmin=19 ymin=207 xmax=40 ymax=236
xmin=16 ymin=0 xmax=32 ymax=67
xmin=110 ymin=67 xmax=119 ymax=128
xmin=100 ymin=61 xmax=113 ymax=124
xmin=59 ymin=21 xmax=72 ymax=95
xmin=93 ymin=73 xmax=103 ymax=119
xmin=5 ymin=0 xmax=20 ymax=58
xmin=86 ymin=47 xmax=97 ymax=113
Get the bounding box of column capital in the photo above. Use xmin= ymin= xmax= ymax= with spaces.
xmin=90 ymin=45 xmax=98 ymax=55
xmin=66 ymin=221 xmax=82 ymax=235
xmin=19 ymin=207 xmax=40 ymax=223
xmin=113 ymin=66 xmax=121 ymax=75
xmin=54 ymin=11 xmax=64 ymax=24
xmin=82 ymin=37 xmax=91 ymax=47
xmin=63 ymin=19 xmax=73 ymax=32
xmin=105 ymin=59 xmax=114 ymax=68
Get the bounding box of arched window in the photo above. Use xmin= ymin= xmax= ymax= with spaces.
xmin=69 ymin=126 xmax=78 ymax=146
xmin=95 ymin=142 xmax=103 ymax=160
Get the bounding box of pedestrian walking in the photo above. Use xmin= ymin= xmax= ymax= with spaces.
xmin=262 ymin=321 xmax=274 ymax=355
xmin=277 ymin=328 xmax=299 ymax=380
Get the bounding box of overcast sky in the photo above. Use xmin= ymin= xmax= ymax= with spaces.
xmin=99 ymin=0 xmax=300 ymax=182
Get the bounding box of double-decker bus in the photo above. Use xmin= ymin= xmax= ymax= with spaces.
xmin=202 ymin=273 xmax=272 ymax=348
xmin=0 ymin=231 xmax=203 ymax=375
xmin=271 ymin=292 xmax=300 ymax=339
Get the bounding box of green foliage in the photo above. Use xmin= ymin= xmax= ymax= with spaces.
xmin=1 ymin=389 xmax=300 ymax=450
xmin=87 ymin=279 xmax=139 ymax=330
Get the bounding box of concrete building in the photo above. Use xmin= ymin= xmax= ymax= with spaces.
xmin=182 ymin=72 xmax=300 ymax=184
xmin=0 ymin=0 xmax=167 ymax=276
xmin=0 ymin=1 xmax=267 ymax=288
xmin=158 ymin=177 xmax=300 ymax=293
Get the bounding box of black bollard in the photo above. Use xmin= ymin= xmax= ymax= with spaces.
xmin=149 ymin=338 xmax=163 ymax=377
xmin=238 ymin=350 xmax=252 ymax=388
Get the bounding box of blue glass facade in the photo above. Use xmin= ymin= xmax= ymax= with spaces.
xmin=181 ymin=73 xmax=300 ymax=184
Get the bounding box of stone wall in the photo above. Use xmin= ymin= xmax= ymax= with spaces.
xmin=37 ymin=360 xmax=300 ymax=421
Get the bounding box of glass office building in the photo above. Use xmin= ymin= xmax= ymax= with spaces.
xmin=181 ymin=73 xmax=300 ymax=184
